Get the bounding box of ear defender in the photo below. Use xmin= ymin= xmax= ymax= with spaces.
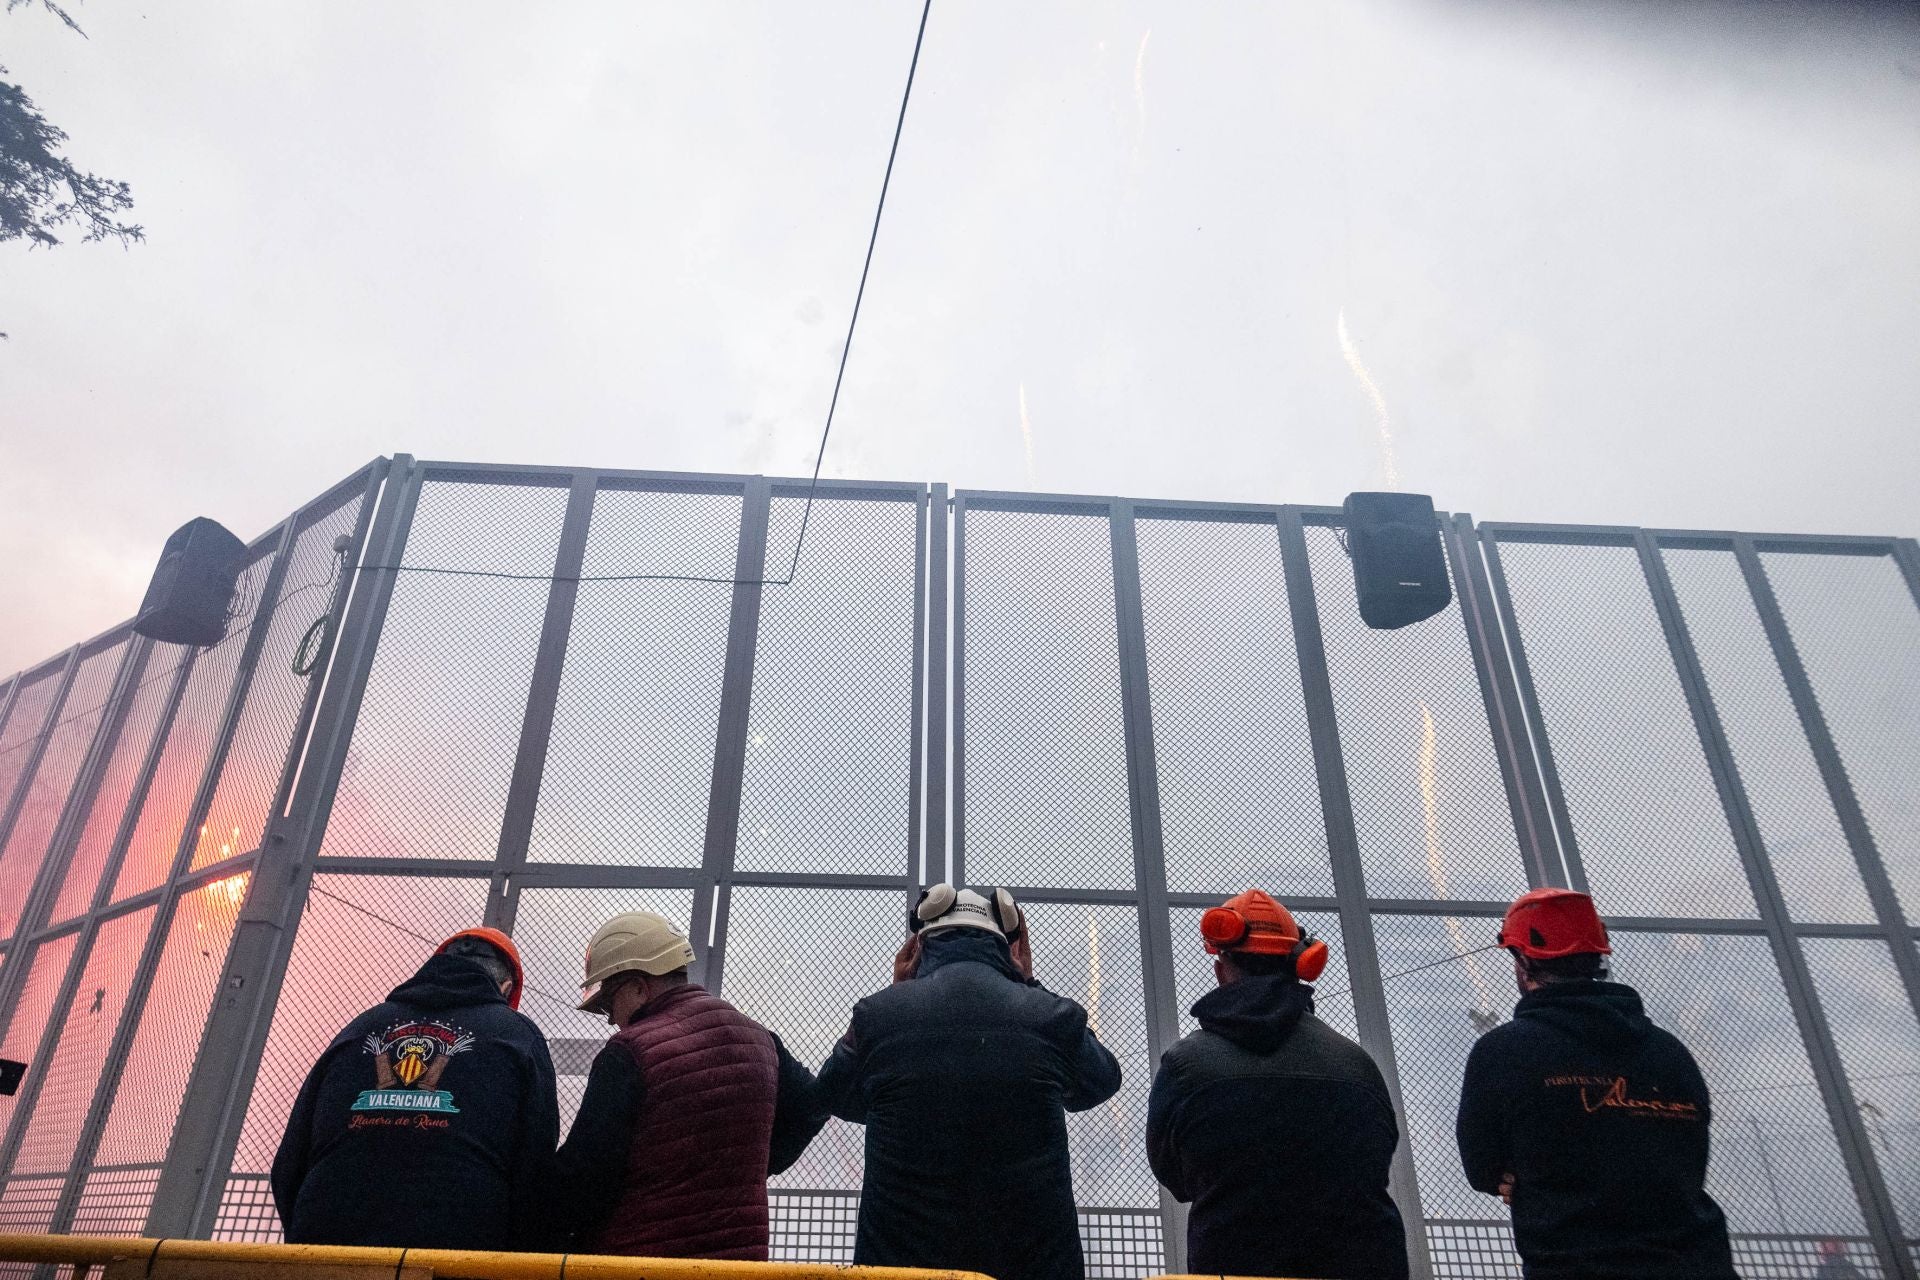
xmin=989 ymin=887 xmax=1023 ymax=939
xmin=911 ymin=883 xmax=958 ymax=933
xmin=1200 ymin=905 xmax=1249 ymax=950
xmin=1293 ymin=935 xmax=1329 ymax=983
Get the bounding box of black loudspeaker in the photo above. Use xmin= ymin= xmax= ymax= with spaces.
xmin=0 ymin=1059 xmax=23 ymax=1096
xmin=133 ymin=518 xmax=247 ymax=646
xmin=1342 ymin=492 xmax=1451 ymax=629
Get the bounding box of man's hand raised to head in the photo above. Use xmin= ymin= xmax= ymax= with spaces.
xmin=892 ymin=933 xmax=922 ymax=985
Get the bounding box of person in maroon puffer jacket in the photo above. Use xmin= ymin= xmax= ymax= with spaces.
xmin=549 ymin=910 xmax=825 ymax=1259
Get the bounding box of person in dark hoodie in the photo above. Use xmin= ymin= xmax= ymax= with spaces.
xmin=1147 ymin=889 xmax=1407 ymax=1280
xmin=815 ymin=884 xmax=1122 ymax=1280
xmin=271 ymin=927 xmax=559 ymax=1249
xmin=1456 ymin=888 xmax=1736 ymax=1280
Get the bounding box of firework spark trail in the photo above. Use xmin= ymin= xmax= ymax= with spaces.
xmin=1085 ymin=909 xmax=1103 ymax=1039
xmin=1338 ymin=308 xmax=1399 ymax=489
xmin=1420 ymin=702 xmax=1499 ymax=1014
xmin=1017 ymin=382 xmax=1037 ymax=485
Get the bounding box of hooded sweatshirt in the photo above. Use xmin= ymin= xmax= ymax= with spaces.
xmin=270 ymin=954 xmax=560 ymax=1249
xmin=814 ymin=929 xmax=1122 ymax=1280
xmin=1147 ymin=974 xmax=1407 ymax=1280
xmin=1456 ymin=980 xmax=1736 ymax=1280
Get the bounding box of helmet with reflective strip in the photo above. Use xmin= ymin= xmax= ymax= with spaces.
xmin=1498 ymin=887 xmax=1611 ymax=960
xmin=577 ymin=911 xmax=697 ymax=1013
xmin=436 ymin=927 xmax=525 ymax=1010
xmin=1199 ymin=889 xmax=1328 ymax=983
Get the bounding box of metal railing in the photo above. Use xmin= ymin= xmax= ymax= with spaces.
xmin=0 ymin=456 xmax=1912 ymax=1280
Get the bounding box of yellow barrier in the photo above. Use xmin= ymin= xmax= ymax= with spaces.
xmin=0 ymin=1234 xmax=995 ymax=1280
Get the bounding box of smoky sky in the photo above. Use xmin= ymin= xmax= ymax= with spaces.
xmin=2 ymin=0 xmax=1918 ymax=676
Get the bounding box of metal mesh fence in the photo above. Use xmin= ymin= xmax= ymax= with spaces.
xmin=528 ymin=485 xmax=739 ymax=868
xmin=1761 ymin=550 xmax=1920 ymax=926
xmin=0 ymin=465 xmax=1914 ymax=1278
xmin=1493 ymin=538 xmax=1761 ymax=918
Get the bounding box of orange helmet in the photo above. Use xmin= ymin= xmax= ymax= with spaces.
xmin=1200 ymin=889 xmax=1329 ymax=983
xmin=437 ymin=927 xmax=525 ymax=1010
xmin=1498 ymin=888 xmax=1611 ymax=961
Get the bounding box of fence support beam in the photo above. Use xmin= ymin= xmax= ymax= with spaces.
xmin=1636 ymin=532 xmax=1914 ymax=1280
xmin=924 ymin=485 xmax=949 ymax=889
xmin=1275 ymin=508 xmax=1434 ymax=1280
xmin=145 ymin=458 xmax=417 ymax=1239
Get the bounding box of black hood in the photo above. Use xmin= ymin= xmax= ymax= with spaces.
xmin=1192 ymin=974 xmax=1314 ymax=1054
xmin=916 ymin=929 xmax=1024 ymax=983
xmin=388 ymin=953 xmax=510 ymax=1010
xmin=1514 ymin=980 xmax=1651 ymax=1049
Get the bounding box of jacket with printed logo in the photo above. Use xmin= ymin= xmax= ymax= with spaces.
xmin=270 ymin=954 xmax=560 ymax=1249
xmin=1456 ymin=980 xmax=1736 ymax=1280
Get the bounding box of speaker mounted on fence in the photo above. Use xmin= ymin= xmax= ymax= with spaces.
xmin=1341 ymin=491 xmax=1451 ymax=630
xmin=133 ymin=518 xmax=247 ymax=646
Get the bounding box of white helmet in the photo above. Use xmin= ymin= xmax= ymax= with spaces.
xmin=577 ymin=910 xmax=696 ymax=1013
xmin=912 ymin=883 xmax=1022 ymax=940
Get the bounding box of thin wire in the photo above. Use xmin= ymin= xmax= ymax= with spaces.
xmin=305 ymin=883 xmax=588 ymax=1017
xmin=1318 ymin=943 xmax=1504 ymax=1002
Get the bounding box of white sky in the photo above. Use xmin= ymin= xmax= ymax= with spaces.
xmin=3 ymin=0 xmax=1918 ymax=675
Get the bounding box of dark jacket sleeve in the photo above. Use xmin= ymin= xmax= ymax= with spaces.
xmin=551 ymin=1043 xmax=644 ymax=1246
xmin=270 ymin=1050 xmax=328 ymax=1226
xmin=768 ymin=1034 xmax=828 ymax=1175
xmin=1456 ymin=1035 xmax=1510 ymax=1195
xmin=1145 ymin=1053 xmax=1189 ymax=1202
xmin=814 ymin=1012 xmax=868 ymax=1125
xmin=510 ymin=1030 xmax=563 ymax=1250
xmin=1062 ymin=1006 xmax=1124 ymax=1113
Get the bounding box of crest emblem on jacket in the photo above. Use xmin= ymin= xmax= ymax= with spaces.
xmin=353 ymin=1020 xmax=475 ymax=1113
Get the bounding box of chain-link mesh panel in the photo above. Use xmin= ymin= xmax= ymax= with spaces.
xmin=1169 ymin=905 xmax=1353 ymax=1041
xmin=769 ymin=1190 xmax=858 ymax=1263
xmin=89 ymin=874 xmax=249 ymax=1174
xmin=1079 ymin=1207 xmax=1164 ymax=1278
xmin=1024 ymin=901 xmax=1157 ymax=1210
xmin=68 ymin=1168 xmax=160 ymax=1238
xmin=528 ymin=486 xmax=738 ymax=867
xmin=1374 ymin=912 xmax=1513 ymax=1222
xmin=12 ymin=904 xmax=155 ymax=1175
xmin=1426 ymin=1218 xmax=1524 ymax=1278
xmin=322 ymin=482 xmax=568 ymax=862
xmin=719 ymin=886 xmax=902 ymax=1192
xmin=510 ymin=885 xmax=695 ymax=1131
xmin=1309 ymin=525 xmax=1528 ymax=904
xmin=1495 ymin=540 xmax=1758 ymax=917
xmin=1664 ymin=548 xmax=1877 ymax=925
xmin=48 ymin=646 xmax=190 ymax=926
xmin=1733 ymin=1233 xmax=1886 ymax=1278
xmin=0 ymin=667 xmax=67 ymax=856
xmin=220 ymin=873 xmax=489 ymax=1235
xmin=1762 ymin=551 xmax=1920 ymax=926
xmin=113 ymin=554 xmax=279 ymax=902
xmin=190 ymin=496 xmax=364 ymax=873
xmin=0 ymin=1176 xmax=62 ymax=1236
xmin=209 ymin=1176 xmax=278 ymax=1243
xmin=961 ymin=507 xmax=1133 ymax=890
xmin=735 ymin=495 xmax=919 ymax=878
xmin=0 ymin=642 xmax=127 ymax=940
xmin=1135 ymin=515 xmax=1331 ymax=896
xmin=1610 ymin=930 xmax=1867 ymax=1238
xmin=0 ymin=931 xmax=79 ymax=1142
xmin=1800 ymin=938 xmax=1919 ymax=1243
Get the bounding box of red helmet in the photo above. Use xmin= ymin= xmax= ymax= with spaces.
xmin=1200 ymin=889 xmax=1329 ymax=983
xmin=1499 ymin=888 xmax=1610 ymax=961
xmin=437 ymin=926 xmax=525 ymax=1010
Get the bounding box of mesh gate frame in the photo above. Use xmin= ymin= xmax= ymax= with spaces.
xmin=0 ymin=461 xmax=1915 ymax=1280
xmin=1477 ymin=520 xmax=1920 ymax=1279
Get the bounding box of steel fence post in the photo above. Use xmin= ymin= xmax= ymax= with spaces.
xmin=144 ymin=457 xmax=418 ymax=1238
xmin=690 ymin=477 xmax=770 ymax=996
xmin=949 ymin=494 xmax=970 ymax=889
xmin=1732 ymin=540 xmax=1920 ymax=1023
xmin=1274 ymin=508 xmax=1435 ymax=1280
xmin=0 ymin=649 xmax=82 ymax=896
xmin=1636 ymin=532 xmax=1914 ymax=1280
xmin=1106 ymin=500 xmax=1189 ymax=1271
xmin=903 ymin=485 xmax=929 ymax=904
xmin=1477 ymin=534 xmax=1592 ymax=894
xmin=486 ymin=472 xmax=597 ymax=936
xmin=1445 ymin=517 xmax=1563 ymax=888
xmin=924 ymin=484 xmax=949 ymax=890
